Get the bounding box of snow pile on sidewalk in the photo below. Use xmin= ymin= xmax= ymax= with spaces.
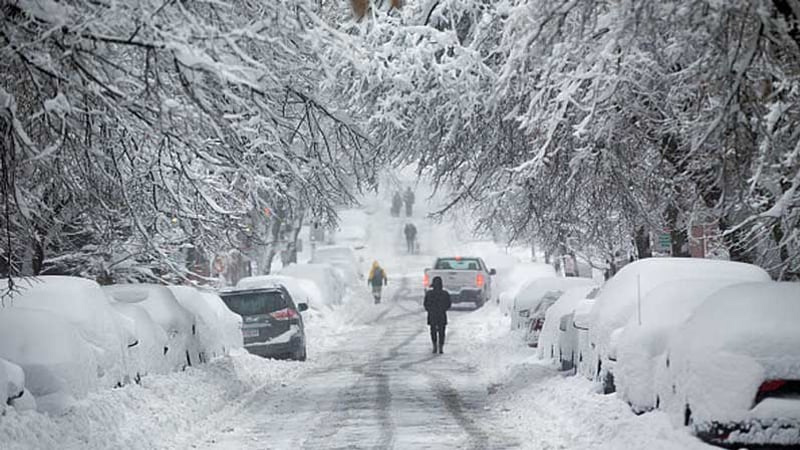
xmin=0 ymin=351 xmax=304 ymax=450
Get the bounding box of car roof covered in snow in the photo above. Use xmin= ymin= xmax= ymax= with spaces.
xmin=588 ymin=258 xmax=771 ymax=354
xmin=514 ymin=277 xmax=597 ymax=311
xmin=674 ymin=282 xmax=800 ymax=358
xmin=618 ymin=278 xmax=755 ymax=358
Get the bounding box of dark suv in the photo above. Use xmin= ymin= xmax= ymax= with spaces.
xmin=220 ymin=286 xmax=308 ymax=361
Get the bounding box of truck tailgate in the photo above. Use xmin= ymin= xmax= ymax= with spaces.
xmin=428 ymin=270 xmax=478 ymax=291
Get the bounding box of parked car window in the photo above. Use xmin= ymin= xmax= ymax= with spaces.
xmin=435 ymin=258 xmax=482 ymax=270
xmin=221 ymin=291 xmax=287 ymax=316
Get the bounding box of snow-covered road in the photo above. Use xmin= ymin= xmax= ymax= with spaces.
xmin=189 ymin=275 xmax=519 ymax=449
xmin=1 ymin=185 xmax=714 ymax=450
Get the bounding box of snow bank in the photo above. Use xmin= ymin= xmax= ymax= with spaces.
xmin=537 ymin=285 xmax=598 ymax=360
xmin=616 ymin=279 xmax=752 ymax=412
xmin=103 ymin=285 xmax=197 ymax=371
xmin=662 ymin=282 xmax=800 ymax=435
xmin=10 ymin=276 xmax=128 ymax=388
xmin=0 ymin=308 xmax=98 ymax=414
xmin=278 ymin=263 xmax=345 ymax=306
xmin=0 ymin=352 xmax=307 ymax=450
xmin=586 ymin=258 xmax=771 ymax=382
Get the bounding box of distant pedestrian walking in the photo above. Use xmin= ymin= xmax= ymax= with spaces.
xmin=391 ymin=192 xmax=402 ymax=217
xmin=404 ymin=223 xmax=417 ymax=254
xmin=424 ymin=276 xmax=451 ymax=354
xmin=403 ymin=187 xmax=415 ymax=217
xmin=368 ymin=261 xmax=388 ymax=304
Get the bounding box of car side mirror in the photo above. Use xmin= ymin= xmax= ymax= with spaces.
xmin=489 ymin=268 xmax=497 ymax=275
xmin=297 ymin=303 xmax=309 ymax=312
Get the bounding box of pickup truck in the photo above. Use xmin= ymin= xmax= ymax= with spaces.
xmin=423 ymin=257 xmax=496 ymax=307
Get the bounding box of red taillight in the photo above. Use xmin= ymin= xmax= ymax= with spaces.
xmin=271 ymin=308 xmax=299 ymax=321
xmin=476 ymin=273 xmax=484 ymax=287
xmin=423 ymin=273 xmax=430 ymax=288
xmin=758 ymin=379 xmax=786 ymax=394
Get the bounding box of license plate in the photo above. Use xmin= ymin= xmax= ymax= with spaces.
xmin=242 ymin=329 xmax=260 ymax=338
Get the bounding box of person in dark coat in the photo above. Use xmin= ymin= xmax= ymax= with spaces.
xmin=403 ymin=223 xmax=417 ymax=253
xmin=403 ymin=187 xmax=415 ymax=217
xmin=424 ymin=276 xmax=451 ymax=354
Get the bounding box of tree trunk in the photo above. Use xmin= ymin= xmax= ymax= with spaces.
xmin=666 ymin=206 xmax=690 ymax=257
xmin=634 ymin=226 xmax=652 ymax=259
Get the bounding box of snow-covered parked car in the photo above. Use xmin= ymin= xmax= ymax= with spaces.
xmin=279 ymin=263 xmax=345 ymax=306
xmin=616 ymin=279 xmax=761 ymax=413
xmin=537 ymin=285 xmax=599 ymax=362
xmin=658 ymin=282 xmax=800 ymax=447
xmin=237 ymin=275 xmax=323 ymax=308
xmin=109 ymin=301 xmax=169 ymax=380
xmin=11 ymin=276 xmax=129 ymax=388
xmin=525 ymin=279 xmax=598 ymax=348
xmin=219 ymin=285 xmax=308 ymax=361
xmin=510 ymin=276 xmax=595 ymax=332
xmin=495 ymin=262 xmax=557 ymax=315
xmin=569 ymin=298 xmax=596 ymax=376
xmin=586 ymin=258 xmax=771 ymax=394
xmin=104 ymin=284 xmax=198 ymax=371
xmin=0 ymin=308 xmax=98 ymax=414
xmin=168 ymin=286 xmax=242 ymax=361
xmin=309 ymin=245 xmax=363 ymax=286
xmin=198 ymin=291 xmax=243 ymax=355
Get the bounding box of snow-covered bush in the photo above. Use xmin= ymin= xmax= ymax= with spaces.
xmin=586 ymin=258 xmax=771 ymax=390
xmin=658 ymin=282 xmax=800 ymax=447
xmin=10 ymin=276 xmax=129 ymax=388
xmin=104 ymin=285 xmax=197 ymax=371
xmin=537 ymin=285 xmax=598 ymax=361
xmin=0 ymin=308 xmax=98 ymax=414
xmin=616 ymin=279 xmax=764 ymax=413
xmin=278 ymin=263 xmax=345 ymax=306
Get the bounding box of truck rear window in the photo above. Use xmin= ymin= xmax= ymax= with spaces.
xmin=221 ymin=291 xmax=287 ymax=316
xmin=434 ymin=258 xmax=482 ymax=270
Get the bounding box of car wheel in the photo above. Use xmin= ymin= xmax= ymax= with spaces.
xmin=295 ymin=346 xmax=307 ymax=362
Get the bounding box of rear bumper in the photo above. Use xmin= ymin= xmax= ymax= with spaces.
xmin=694 ymin=419 xmax=800 ymax=447
xmin=447 ymin=289 xmax=486 ymax=303
xmin=244 ymin=335 xmax=304 ymax=359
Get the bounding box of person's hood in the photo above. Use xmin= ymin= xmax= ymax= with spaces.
xmin=432 ymin=276 xmax=443 ymax=290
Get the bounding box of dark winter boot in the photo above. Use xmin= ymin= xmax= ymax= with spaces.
xmin=432 ymin=343 xmax=438 ymax=354
xmin=438 ymin=345 xmax=444 ymax=354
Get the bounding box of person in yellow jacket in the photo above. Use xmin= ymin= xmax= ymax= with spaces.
xmin=367 ymin=261 xmax=387 ymax=304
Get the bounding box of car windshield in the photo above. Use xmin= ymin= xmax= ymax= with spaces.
xmin=434 ymin=258 xmax=481 ymax=270
xmin=221 ymin=291 xmax=287 ymax=316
